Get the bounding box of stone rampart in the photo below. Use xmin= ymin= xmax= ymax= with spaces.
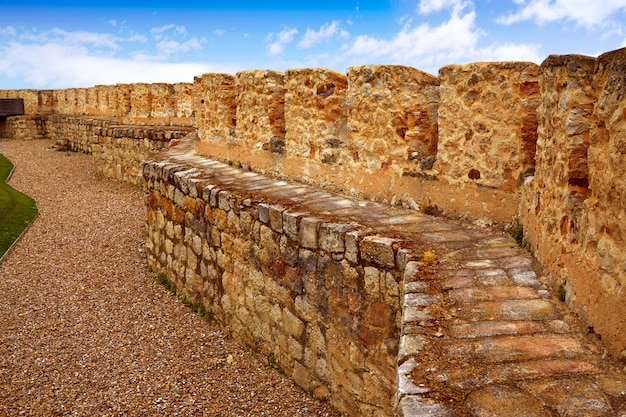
xmin=0 ymin=114 xmax=193 ymax=186
xmin=1 ymin=83 xmax=193 ymax=127
xmin=194 ymin=64 xmax=527 ymax=225
xmin=1 ymin=46 xmax=625 ymax=385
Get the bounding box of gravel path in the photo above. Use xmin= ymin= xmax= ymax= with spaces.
xmin=0 ymin=139 xmax=340 ymax=417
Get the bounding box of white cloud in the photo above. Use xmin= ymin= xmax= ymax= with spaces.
xmin=344 ymin=4 xmax=542 ymax=74
xmin=497 ymin=0 xmax=626 ymax=28
xmin=0 ymin=26 xmax=233 ymax=89
xmin=0 ymin=39 xmax=235 ymax=88
xmin=127 ymin=34 xmax=148 ymax=43
xmin=156 ymin=37 xmax=204 ymax=57
xmin=21 ymin=28 xmax=120 ymax=50
xmin=266 ymin=27 xmax=298 ymax=56
xmin=346 ymin=6 xmax=480 ymax=66
xmin=418 ymin=0 xmax=471 ymax=14
xmin=298 ymin=21 xmax=348 ymax=49
xmin=0 ymin=26 xmax=17 ymax=36
xmin=108 ymin=20 xmax=117 ymax=27
xmin=151 ymin=24 xmax=186 ymax=35
xmin=471 ymin=42 xmax=543 ymax=63
xmin=214 ymin=28 xmax=225 ymax=36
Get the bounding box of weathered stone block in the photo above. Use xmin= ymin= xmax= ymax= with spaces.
xmin=360 ymin=235 xmax=398 ymax=268
xmin=298 ymin=217 xmax=319 ymax=249
xmin=268 ymin=205 xmax=284 ymax=232
xmin=319 ymin=223 xmax=351 ymax=254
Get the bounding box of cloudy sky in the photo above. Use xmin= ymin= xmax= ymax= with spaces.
xmin=1 ymin=0 xmax=625 ymax=89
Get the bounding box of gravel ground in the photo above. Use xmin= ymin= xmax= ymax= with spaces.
xmin=0 ymin=139 xmax=341 ymax=417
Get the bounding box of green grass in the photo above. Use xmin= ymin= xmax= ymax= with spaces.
xmin=0 ymin=153 xmax=38 ymax=259
xmin=155 ymin=272 xmax=215 ymax=321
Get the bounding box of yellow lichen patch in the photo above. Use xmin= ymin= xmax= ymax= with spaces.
xmin=423 ymin=250 xmax=437 ymax=264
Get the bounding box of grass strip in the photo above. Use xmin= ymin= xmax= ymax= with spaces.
xmin=0 ymin=152 xmax=38 ymax=259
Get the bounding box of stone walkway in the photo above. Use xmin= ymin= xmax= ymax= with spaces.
xmin=160 ymin=137 xmax=626 ymax=416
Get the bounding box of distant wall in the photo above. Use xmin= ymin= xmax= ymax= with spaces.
xmin=3 ymin=83 xmax=194 ymax=127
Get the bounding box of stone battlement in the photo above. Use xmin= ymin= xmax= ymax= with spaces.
xmin=1 ymin=46 xmax=625 ymax=417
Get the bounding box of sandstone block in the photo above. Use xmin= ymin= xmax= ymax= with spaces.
xmin=258 ymin=203 xmax=270 ymax=224
xmin=282 ymin=211 xmax=307 ymax=241
xmin=298 ymin=217 xmax=319 ymax=249
xmin=319 ymin=223 xmax=351 ymax=254
xmin=268 ymin=205 xmax=284 ymax=232
xmin=464 ymin=385 xmax=553 ymax=417
xmin=345 ymin=230 xmax=362 ymax=264
xmin=292 ymin=361 xmax=310 ymax=390
xmin=360 ymin=236 xmax=398 ymax=268
xmin=444 ymin=334 xmax=588 ymax=362
xmin=283 ymin=308 xmax=305 ymax=339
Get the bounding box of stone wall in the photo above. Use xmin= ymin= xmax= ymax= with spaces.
xmin=194 ymin=73 xmax=237 ymax=145
xmin=347 ymin=65 xmax=439 ymax=176
xmin=0 ymin=116 xmax=47 ymax=140
xmin=142 ymin=152 xmax=403 ymax=416
xmin=234 ymin=70 xmax=286 ymax=151
xmin=2 ymin=46 xmax=626 ymax=360
xmin=436 ymin=62 xmax=539 ymax=191
xmin=521 ymin=49 xmax=626 ymax=357
xmin=1 ymin=115 xmax=193 ymax=185
xmin=0 ymin=89 xmax=39 ymax=115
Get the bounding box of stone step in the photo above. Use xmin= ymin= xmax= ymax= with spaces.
xmin=451 ymin=298 xmax=560 ymax=321
xmin=439 ymin=359 xmax=604 ymax=391
xmin=442 ymin=334 xmax=591 ymax=363
xmin=448 ymin=320 xmax=571 ymax=339
xmin=447 ymin=286 xmax=541 ymax=303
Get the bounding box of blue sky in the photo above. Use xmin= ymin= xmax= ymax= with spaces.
xmin=1 ymin=0 xmax=625 ymax=89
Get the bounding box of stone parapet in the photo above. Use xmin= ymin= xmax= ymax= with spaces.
xmin=194 ymin=73 xmax=237 ymax=144
xmin=285 ymin=68 xmax=348 ymax=163
xmin=2 ymin=46 xmax=626 ymax=360
xmin=235 ymin=70 xmax=286 ymax=151
xmin=0 ymin=116 xmax=46 ymax=140
xmin=143 ymin=139 xmax=626 ymax=417
xmin=1 ymin=114 xmax=194 ymax=185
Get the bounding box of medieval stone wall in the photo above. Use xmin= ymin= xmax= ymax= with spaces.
xmin=1 ymin=45 xmax=625 ymax=362
xmin=2 ymin=83 xmax=193 ymax=127
xmin=0 ymin=89 xmax=39 ymax=115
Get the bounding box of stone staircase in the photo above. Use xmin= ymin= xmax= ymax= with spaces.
xmin=399 ymin=233 xmax=626 ymax=416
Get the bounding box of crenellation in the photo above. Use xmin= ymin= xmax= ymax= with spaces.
xmin=436 ymin=61 xmax=539 ymax=191
xmin=285 ymin=68 xmax=348 ymax=164
xmin=128 ymin=83 xmax=151 ymax=124
xmin=198 ymin=73 xmax=237 ymax=145
xmin=150 ymin=83 xmax=175 ymax=124
xmin=346 ymin=65 xmax=439 ymax=177
xmin=235 ymin=70 xmax=286 ymax=151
